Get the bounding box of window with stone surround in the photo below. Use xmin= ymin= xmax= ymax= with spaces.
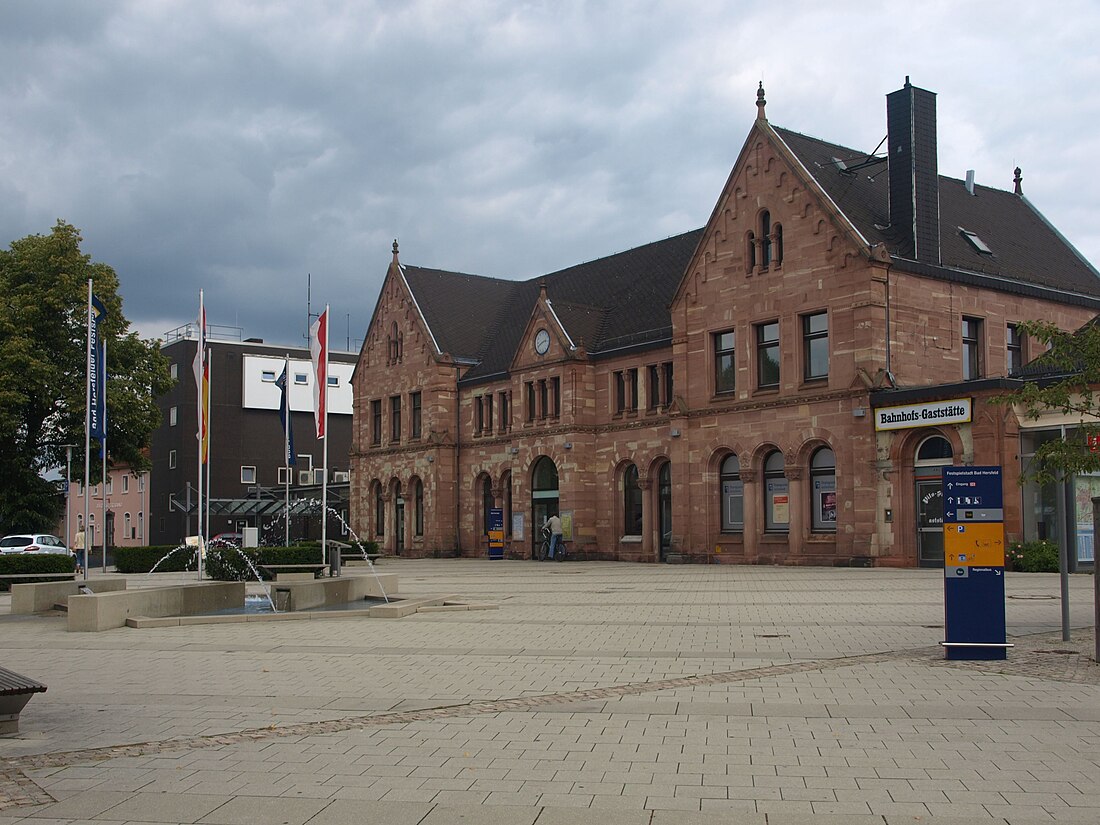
xmin=714 ymin=331 xmax=735 ymax=394
xmin=525 ymin=381 xmax=535 ymax=422
xmin=623 ymin=463 xmax=642 ymax=537
xmin=720 ymin=454 xmax=743 ymax=532
xmin=390 ymin=395 xmax=401 ymax=442
xmin=371 ymin=399 xmax=382 ymax=445
xmin=763 ymin=450 xmax=789 ymax=533
xmin=614 ymin=370 xmax=626 ymax=414
xmin=410 ymin=392 xmax=422 ymax=439
xmin=498 ymin=391 xmax=510 ymax=432
xmin=802 ymin=312 xmax=829 ymax=381
xmin=756 ymin=321 xmax=780 ymax=389
xmin=1006 ymin=323 xmax=1026 ymax=376
xmin=962 ymin=316 xmax=983 ymax=380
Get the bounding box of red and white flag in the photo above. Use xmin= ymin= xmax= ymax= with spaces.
xmin=309 ymin=306 xmax=328 ymax=438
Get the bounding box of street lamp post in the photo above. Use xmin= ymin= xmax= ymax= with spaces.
xmin=62 ymin=444 xmax=75 ymax=548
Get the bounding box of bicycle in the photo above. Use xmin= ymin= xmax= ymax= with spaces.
xmin=537 ymin=524 xmax=567 ymax=561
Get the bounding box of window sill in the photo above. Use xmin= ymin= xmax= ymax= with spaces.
xmin=799 ymin=377 xmax=828 ymax=388
xmin=619 ymin=535 xmax=642 ymax=544
xmin=753 ymin=387 xmax=780 ymax=397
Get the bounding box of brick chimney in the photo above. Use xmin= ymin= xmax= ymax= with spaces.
xmin=886 ymin=77 xmax=940 ymax=264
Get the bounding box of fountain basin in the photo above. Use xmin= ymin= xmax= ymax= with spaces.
xmin=67 ymin=582 xmax=245 ymax=631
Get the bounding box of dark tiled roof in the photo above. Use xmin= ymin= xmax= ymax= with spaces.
xmin=401 ymin=266 xmax=522 ymax=361
xmin=773 ymin=126 xmax=1100 ymax=300
xmin=405 ymin=230 xmax=703 ymax=383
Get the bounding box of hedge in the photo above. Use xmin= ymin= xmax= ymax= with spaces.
xmin=0 ymin=553 xmax=76 ymax=590
xmin=113 ymin=545 xmax=199 ymax=574
xmin=111 ymin=541 xmax=380 ymax=577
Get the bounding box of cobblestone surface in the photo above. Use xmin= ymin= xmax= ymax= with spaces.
xmin=0 ymin=560 xmax=1097 ymax=822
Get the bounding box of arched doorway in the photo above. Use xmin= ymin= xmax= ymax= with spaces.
xmin=915 ymin=435 xmax=953 ymax=567
xmin=531 ymin=457 xmax=559 ymax=558
xmin=658 ymin=462 xmax=672 ymax=561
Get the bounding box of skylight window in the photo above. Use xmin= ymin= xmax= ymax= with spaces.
xmin=959 ymin=227 xmax=993 ymax=255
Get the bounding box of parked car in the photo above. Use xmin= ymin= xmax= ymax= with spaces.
xmin=210 ymin=532 xmax=243 ymax=547
xmin=0 ymin=533 xmax=74 ymax=556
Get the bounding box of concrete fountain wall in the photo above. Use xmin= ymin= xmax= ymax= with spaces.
xmin=67 ymin=582 xmax=245 ymax=631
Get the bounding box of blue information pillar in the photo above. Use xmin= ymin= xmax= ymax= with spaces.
xmin=487 ymin=508 xmax=504 ymax=560
xmin=942 ymin=466 xmax=1010 ymax=660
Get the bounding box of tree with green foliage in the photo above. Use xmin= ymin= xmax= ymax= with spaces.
xmin=995 ymin=318 xmax=1100 ymax=484
xmin=0 ymin=221 xmax=174 ymax=533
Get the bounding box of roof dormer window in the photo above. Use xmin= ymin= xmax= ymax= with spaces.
xmin=959 ymin=227 xmax=993 ymax=255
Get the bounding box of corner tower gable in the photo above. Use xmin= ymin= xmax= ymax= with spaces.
xmin=670 ymin=120 xmax=873 ymax=313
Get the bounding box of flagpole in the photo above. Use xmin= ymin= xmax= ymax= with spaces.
xmin=196 ymin=290 xmax=204 ymax=580
xmin=101 ymin=336 xmax=107 ymax=574
xmin=205 ymin=353 xmax=212 ymax=549
xmin=321 ymin=305 xmax=329 ymax=571
xmin=83 ymin=279 xmax=92 ymax=581
xmin=284 ymin=353 xmax=291 ymax=548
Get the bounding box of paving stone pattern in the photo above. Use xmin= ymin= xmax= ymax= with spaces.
xmin=0 ymin=560 xmax=1097 ymax=823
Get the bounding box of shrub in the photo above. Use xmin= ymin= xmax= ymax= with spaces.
xmin=1007 ymin=539 xmax=1060 ymax=573
xmin=0 ymin=553 xmax=76 ymax=590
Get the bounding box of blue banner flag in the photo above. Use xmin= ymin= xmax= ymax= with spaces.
xmin=89 ymin=295 xmax=107 ymax=444
xmin=276 ymin=366 xmax=296 ymax=466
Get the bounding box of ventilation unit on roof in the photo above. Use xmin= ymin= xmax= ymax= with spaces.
xmin=832 ymin=156 xmax=848 ymax=171
xmin=959 ymin=227 xmax=993 ymax=255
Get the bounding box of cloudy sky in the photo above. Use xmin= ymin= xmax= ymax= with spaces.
xmin=2 ymin=0 xmax=1098 ymax=350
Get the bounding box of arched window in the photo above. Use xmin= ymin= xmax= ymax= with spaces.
xmin=746 ymin=231 xmax=756 ymax=271
xmin=720 ymin=454 xmax=743 ymax=532
xmin=774 ymin=223 xmax=784 ymax=265
xmin=810 ymin=447 xmax=837 ymax=532
xmin=623 ymin=464 xmax=642 ymax=536
xmin=917 ymin=435 xmax=953 ymax=462
xmin=414 ymin=478 xmax=424 ymax=537
xmin=374 ymin=482 xmax=384 ymax=536
xmin=124 ymin=512 xmax=132 ymax=540
xmin=482 ymin=476 xmax=494 ymax=536
xmin=763 ymin=450 xmax=789 ymax=532
xmin=760 ymin=210 xmax=772 ymax=267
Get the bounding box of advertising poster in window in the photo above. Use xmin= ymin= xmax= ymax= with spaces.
xmin=815 ymin=477 xmax=837 ymax=523
xmin=772 ymin=494 xmax=790 ymax=524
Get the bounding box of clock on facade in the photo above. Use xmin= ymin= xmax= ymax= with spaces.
xmin=534 ymin=329 xmax=550 ymax=355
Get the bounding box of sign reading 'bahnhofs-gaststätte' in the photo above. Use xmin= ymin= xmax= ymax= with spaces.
xmin=873 ymin=398 xmax=972 ymax=431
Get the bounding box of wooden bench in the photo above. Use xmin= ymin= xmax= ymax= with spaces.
xmin=258 ymin=564 xmax=328 ymax=582
xmin=0 ymin=666 xmax=47 ymax=735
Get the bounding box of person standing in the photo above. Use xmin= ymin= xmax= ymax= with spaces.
xmin=72 ymin=526 xmax=86 ymax=574
xmin=545 ymin=513 xmax=563 ymax=560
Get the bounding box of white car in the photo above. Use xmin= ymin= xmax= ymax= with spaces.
xmin=0 ymin=533 xmax=74 ymax=556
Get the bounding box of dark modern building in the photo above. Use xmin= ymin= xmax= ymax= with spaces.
xmin=149 ymin=326 xmax=356 ymax=546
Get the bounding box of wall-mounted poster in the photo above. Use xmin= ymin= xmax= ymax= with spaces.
xmin=820 ymin=491 xmax=837 ymax=522
xmin=512 ymin=513 xmax=525 ymax=541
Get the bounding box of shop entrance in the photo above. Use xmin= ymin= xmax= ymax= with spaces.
xmin=914 ymin=435 xmax=953 ymax=568
xmin=531 ymin=456 xmax=559 ymax=558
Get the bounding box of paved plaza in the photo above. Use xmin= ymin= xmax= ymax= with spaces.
xmin=0 ymin=559 xmax=1098 ymax=823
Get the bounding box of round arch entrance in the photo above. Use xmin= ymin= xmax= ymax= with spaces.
xmin=915 ymin=434 xmax=953 ymax=567
xmin=531 ymin=457 xmax=559 ymax=559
